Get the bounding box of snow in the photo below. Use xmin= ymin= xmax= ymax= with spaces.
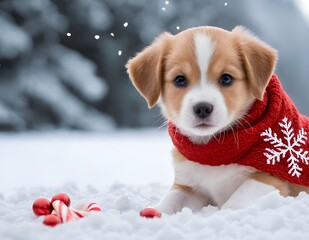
xmin=0 ymin=102 xmax=24 ymax=128
xmin=0 ymin=130 xmax=173 ymax=192
xmin=0 ymin=14 xmax=32 ymax=59
xmin=0 ymin=2 xmax=114 ymax=131
xmin=17 ymin=66 xmax=114 ymax=131
xmin=48 ymin=45 xmax=107 ymax=102
xmin=1 ymin=130 xmax=309 ymax=240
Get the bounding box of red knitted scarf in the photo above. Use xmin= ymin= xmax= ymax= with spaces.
xmin=168 ymin=75 xmax=309 ymax=186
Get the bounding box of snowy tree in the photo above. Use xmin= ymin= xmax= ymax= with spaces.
xmin=0 ymin=0 xmax=309 ymax=131
xmin=0 ymin=0 xmax=114 ymax=131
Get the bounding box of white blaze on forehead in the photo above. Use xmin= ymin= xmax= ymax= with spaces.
xmin=194 ymin=33 xmax=215 ymax=83
xmin=175 ymin=32 xmax=229 ymax=139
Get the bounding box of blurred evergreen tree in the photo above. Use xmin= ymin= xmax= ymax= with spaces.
xmin=0 ymin=0 xmax=114 ymax=131
xmin=0 ymin=0 xmax=308 ymax=131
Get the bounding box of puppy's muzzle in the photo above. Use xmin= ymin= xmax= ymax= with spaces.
xmin=193 ymin=102 xmax=214 ymax=119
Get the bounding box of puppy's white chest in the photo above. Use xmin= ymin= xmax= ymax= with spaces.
xmin=174 ymin=160 xmax=254 ymax=206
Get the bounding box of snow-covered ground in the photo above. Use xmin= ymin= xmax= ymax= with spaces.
xmin=0 ymin=130 xmax=173 ymax=192
xmin=1 ymin=130 xmax=309 ymax=240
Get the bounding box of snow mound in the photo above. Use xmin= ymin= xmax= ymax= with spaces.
xmin=1 ymin=131 xmax=309 ymax=239
xmin=1 ymin=184 xmax=309 ymax=240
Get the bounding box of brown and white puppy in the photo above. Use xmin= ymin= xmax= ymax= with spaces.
xmin=126 ymin=26 xmax=309 ymax=214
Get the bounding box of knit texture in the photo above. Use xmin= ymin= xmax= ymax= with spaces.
xmin=168 ymin=75 xmax=309 ymax=186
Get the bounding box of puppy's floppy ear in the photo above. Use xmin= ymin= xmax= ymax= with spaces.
xmin=126 ymin=32 xmax=172 ymax=108
xmin=232 ymin=26 xmax=277 ymax=100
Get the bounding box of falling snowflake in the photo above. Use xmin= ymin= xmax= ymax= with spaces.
xmin=260 ymin=117 xmax=309 ymax=177
xmin=110 ymin=33 xmax=115 ymax=37
xmin=162 ymin=7 xmax=166 ymax=11
xmin=94 ymin=35 xmax=100 ymax=40
xmin=118 ymin=50 xmax=122 ymax=56
xmin=123 ymin=22 xmax=128 ymax=28
xmin=67 ymin=33 xmax=71 ymax=37
xmin=224 ymin=2 xmax=228 ymax=6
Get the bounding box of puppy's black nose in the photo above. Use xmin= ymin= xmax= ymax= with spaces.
xmin=193 ymin=102 xmax=213 ymax=119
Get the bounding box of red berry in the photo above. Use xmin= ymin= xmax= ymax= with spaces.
xmin=51 ymin=193 xmax=71 ymax=207
xmin=140 ymin=207 xmax=161 ymax=218
xmin=43 ymin=214 xmax=62 ymax=227
xmin=32 ymin=198 xmax=53 ymax=216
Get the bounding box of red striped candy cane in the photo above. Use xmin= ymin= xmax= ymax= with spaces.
xmin=82 ymin=202 xmax=101 ymax=212
xmin=52 ymin=200 xmax=75 ymax=223
xmin=70 ymin=208 xmax=90 ymax=219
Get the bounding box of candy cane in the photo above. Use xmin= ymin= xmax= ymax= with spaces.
xmin=70 ymin=208 xmax=90 ymax=219
xmin=82 ymin=202 xmax=101 ymax=212
xmin=52 ymin=200 xmax=75 ymax=223
xmin=33 ymin=194 xmax=102 ymax=226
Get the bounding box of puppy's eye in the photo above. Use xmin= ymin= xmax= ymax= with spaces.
xmin=174 ymin=75 xmax=188 ymax=88
xmin=219 ymin=74 xmax=234 ymax=86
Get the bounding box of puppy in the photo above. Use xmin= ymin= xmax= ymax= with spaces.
xmin=126 ymin=26 xmax=309 ymax=214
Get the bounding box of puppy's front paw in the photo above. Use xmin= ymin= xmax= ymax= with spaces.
xmin=153 ymin=202 xmax=180 ymax=215
xmin=220 ymin=201 xmax=245 ymax=210
xmin=221 ymin=179 xmax=278 ymax=210
xmin=153 ymin=188 xmax=206 ymax=214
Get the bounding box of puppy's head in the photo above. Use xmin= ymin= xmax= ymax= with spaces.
xmin=126 ymin=26 xmax=277 ymax=140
